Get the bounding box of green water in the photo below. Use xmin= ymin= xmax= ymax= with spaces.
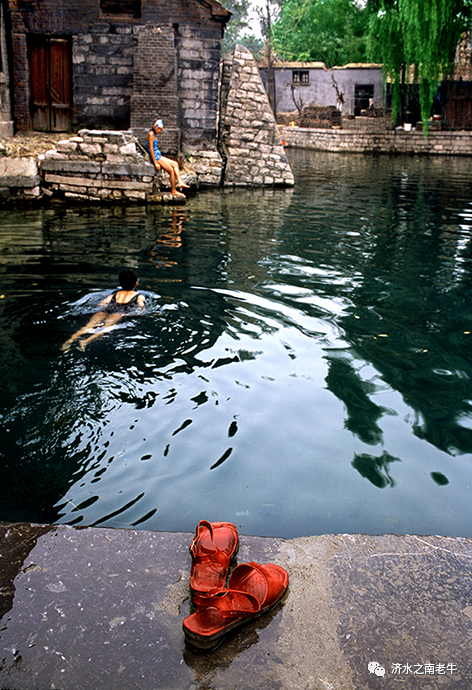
xmin=1 ymin=149 xmax=472 ymax=537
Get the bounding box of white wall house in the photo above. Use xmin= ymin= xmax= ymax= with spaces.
xmin=260 ymin=62 xmax=384 ymax=117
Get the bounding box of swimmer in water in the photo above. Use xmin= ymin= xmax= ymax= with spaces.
xmin=61 ymin=268 xmax=145 ymax=351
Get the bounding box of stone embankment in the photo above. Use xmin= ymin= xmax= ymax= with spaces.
xmin=282 ymin=121 xmax=472 ymax=155
xmin=41 ymin=130 xmax=160 ymax=203
xmin=0 ymin=130 xmax=231 ymax=205
xmin=0 ymin=156 xmax=41 ymax=203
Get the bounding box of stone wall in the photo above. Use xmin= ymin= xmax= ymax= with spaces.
xmin=281 ymin=125 xmax=472 ymax=156
xmin=219 ymin=45 xmax=295 ymax=187
xmin=9 ymin=0 xmax=229 ymax=148
xmin=129 ymin=25 xmax=180 ymax=154
xmin=178 ymin=26 xmax=222 ymax=151
xmin=0 ymin=130 xmax=226 ymax=205
xmin=0 ymin=2 xmax=13 ymax=137
xmin=0 ymin=157 xmax=41 ymax=202
xmin=40 ymin=130 xmax=156 ymax=202
xmin=72 ymin=24 xmax=135 ymax=131
xmin=342 ymin=116 xmax=392 ymax=132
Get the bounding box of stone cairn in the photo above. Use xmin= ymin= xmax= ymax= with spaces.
xmin=219 ymin=44 xmax=294 ymax=187
xmin=40 ymin=129 xmax=197 ymax=203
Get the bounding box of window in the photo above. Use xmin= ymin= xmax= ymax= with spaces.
xmin=100 ymin=0 xmax=141 ymax=18
xmin=292 ymin=70 xmax=309 ymax=85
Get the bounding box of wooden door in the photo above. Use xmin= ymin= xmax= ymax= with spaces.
xmin=29 ymin=36 xmax=71 ymax=131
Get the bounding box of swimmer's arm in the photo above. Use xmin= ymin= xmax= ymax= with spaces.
xmin=98 ymin=294 xmax=113 ymax=307
xmin=137 ymin=294 xmax=145 ymax=308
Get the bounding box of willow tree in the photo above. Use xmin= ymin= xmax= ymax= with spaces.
xmin=367 ymin=0 xmax=472 ymax=133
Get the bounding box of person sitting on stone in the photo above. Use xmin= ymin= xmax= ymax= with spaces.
xmin=61 ymin=268 xmax=145 ymax=352
xmin=145 ymin=119 xmax=190 ymax=198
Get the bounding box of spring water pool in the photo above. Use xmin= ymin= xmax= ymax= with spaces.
xmin=1 ymin=149 xmax=472 ymax=538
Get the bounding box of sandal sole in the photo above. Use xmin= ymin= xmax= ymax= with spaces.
xmin=184 ymin=584 xmax=289 ymax=652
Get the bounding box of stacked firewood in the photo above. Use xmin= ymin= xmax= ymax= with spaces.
xmin=297 ymin=105 xmax=341 ymax=128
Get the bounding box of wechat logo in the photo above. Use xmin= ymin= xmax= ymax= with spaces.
xmin=368 ymin=661 xmax=386 ymax=677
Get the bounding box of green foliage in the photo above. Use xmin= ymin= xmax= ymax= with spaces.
xmin=272 ymin=0 xmax=369 ymax=67
xmin=221 ymin=0 xmax=264 ymax=56
xmin=367 ymin=0 xmax=472 ymax=132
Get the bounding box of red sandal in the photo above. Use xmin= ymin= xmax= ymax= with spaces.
xmin=183 ymin=561 xmax=289 ymax=651
xmin=189 ymin=520 xmax=239 ymax=595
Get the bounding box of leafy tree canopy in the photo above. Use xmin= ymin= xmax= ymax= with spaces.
xmin=272 ymin=0 xmax=369 ymax=67
xmin=221 ymin=0 xmax=264 ymax=56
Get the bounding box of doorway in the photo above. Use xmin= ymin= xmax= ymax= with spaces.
xmin=354 ymin=84 xmax=374 ymax=116
xmin=28 ymin=35 xmax=71 ymax=131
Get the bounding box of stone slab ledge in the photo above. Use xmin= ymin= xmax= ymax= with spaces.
xmin=0 ymin=522 xmax=470 ymax=690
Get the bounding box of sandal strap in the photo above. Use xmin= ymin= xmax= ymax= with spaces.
xmin=193 ymin=588 xmax=261 ymax=618
xmin=229 ymin=561 xmax=284 ymax=608
xmin=190 ymin=521 xmax=231 ymax=570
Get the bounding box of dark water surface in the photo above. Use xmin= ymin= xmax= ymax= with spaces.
xmin=1 ymin=150 xmax=472 ymax=538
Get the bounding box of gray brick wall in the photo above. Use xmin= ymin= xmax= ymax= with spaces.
xmin=10 ymin=0 xmax=229 ymax=148
xmin=129 ymin=25 xmax=180 ymax=155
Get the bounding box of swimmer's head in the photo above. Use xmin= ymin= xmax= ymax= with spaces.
xmin=153 ymin=119 xmax=164 ymax=130
xmin=119 ymin=268 xmax=138 ymax=290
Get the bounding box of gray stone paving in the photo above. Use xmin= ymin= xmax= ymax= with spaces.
xmin=0 ymin=522 xmax=471 ymax=689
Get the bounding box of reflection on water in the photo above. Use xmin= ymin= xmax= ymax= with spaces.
xmin=1 ymin=151 xmax=472 ymax=538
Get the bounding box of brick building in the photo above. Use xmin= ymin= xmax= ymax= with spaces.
xmin=7 ymin=0 xmax=230 ymax=153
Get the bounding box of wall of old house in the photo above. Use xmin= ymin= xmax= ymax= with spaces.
xmin=8 ymin=0 xmax=228 ymax=153
xmin=260 ymin=63 xmax=384 ymax=117
xmin=0 ymin=0 xmax=13 ymax=135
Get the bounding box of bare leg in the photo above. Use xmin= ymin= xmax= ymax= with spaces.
xmin=61 ymin=311 xmax=108 ymax=351
xmin=159 ymin=156 xmax=189 ymax=194
xmin=78 ymin=313 xmax=123 ymax=351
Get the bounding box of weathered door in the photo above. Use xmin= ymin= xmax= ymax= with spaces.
xmin=29 ymin=36 xmax=71 ymax=131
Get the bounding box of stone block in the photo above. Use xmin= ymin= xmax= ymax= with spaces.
xmin=40 ymin=160 xmax=101 ymax=175
xmin=120 ymin=143 xmax=137 ymax=156
xmin=58 ymin=183 xmax=88 ymax=193
xmin=123 ymin=189 xmax=146 ymax=200
xmin=64 ymin=192 xmax=91 ymax=200
xmin=101 ymin=162 xmax=153 ymax=177
xmin=104 ymin=179 xmax=153 ymax=191
xmin=0 ymin=158 xmax=40 ymax=188
xmin=44 ymin=174 xmax=102 ymax=189
xmin=79 ymin=143 xmax=103 ymax=157
xmin=197 ymin=151 xmax=221 ymax=160
xmin=106 ymin=154 xmax=124 ymax=164
xmin=23 ymin=186 xmax=41 ymax=197
xmin=162 ymin=193 xmax=186 ymax=204
xmin=145 ymin=193 xmax=164 ymax=204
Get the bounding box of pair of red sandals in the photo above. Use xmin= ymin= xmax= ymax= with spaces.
xmin=183 ymin=520 xmax=289 ymax=651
